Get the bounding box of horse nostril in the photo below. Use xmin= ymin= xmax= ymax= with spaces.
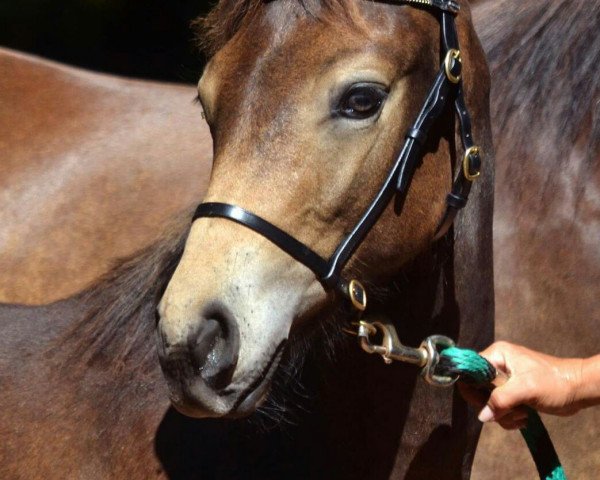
xmin=187 ymin=305 xmax=240 ymax=390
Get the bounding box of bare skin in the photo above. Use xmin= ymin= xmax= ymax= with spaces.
xmin=460 ymin=342 xmax=600 ymax=430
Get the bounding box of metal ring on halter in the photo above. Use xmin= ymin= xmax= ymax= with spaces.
xmin=463 ymin=146 xmax=481 ymax=181
xmin=444 ymin=49 xmax=461 ymax=84
xmin=420 ymin=335 xmax=459 ymax=386
xmin=348 ymin=279 xmax=367 ymax=312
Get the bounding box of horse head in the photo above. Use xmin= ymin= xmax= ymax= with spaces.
xmin=157 ymin=0 xmax=491 ymax=418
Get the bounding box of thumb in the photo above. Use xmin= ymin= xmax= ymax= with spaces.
xmin=478 ymin=381 xmax=527 ymax=422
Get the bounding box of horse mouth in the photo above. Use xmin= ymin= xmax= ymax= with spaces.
xmin=228 ymin=341 xmax=286 ymax=418
xmin=164 ymin=341 xmax=287 ymax=419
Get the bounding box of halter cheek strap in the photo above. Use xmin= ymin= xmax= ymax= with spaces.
xmin=193 ymin=1 xmax=482 ymax=310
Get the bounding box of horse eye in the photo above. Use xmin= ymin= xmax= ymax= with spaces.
xmin=337 ymin=84 xmax=388 ymax=120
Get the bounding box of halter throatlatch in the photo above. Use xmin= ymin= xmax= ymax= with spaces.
xmin=193 ymin=0 xmax=481 ymax=313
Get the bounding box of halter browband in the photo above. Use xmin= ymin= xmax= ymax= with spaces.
xmin=193 ymin=0 xmax=481 ymax=311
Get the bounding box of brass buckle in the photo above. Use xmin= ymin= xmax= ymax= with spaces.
xmin=348 ymin=279 xmax=367 ymax=312
xmin=463 ymin=146 xmax=481 ymax=181
xmin=444 ymin=49 xmax=461 ymax=84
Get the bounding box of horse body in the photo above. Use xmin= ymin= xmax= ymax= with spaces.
xmin=0 ymin=227 xmax=182 ymax=479
xmin=471 ymin=1 xmax=600 ymax=477
xmin=0 ymin=47 xmax=212 ymax=305
xmin=0 ymin=300 xmax=169 ymax=479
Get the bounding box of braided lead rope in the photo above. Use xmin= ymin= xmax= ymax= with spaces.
xmin=437 ymin=347 xmax=568 ymax=480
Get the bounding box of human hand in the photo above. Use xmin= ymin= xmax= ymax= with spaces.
xmin=458 ymin=341 xmax=584 ymax=430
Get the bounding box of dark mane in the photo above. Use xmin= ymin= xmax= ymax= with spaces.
xmin=54 ymin=212 xmax=191 ymax=374
xmin=193 ymin=0 xmax=355 ymax=56
xmin=476 ymin=0 xmax=599 ymax=192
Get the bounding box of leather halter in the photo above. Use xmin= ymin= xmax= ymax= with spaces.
xmin=193 ymin=0 xmax=481 ymax=311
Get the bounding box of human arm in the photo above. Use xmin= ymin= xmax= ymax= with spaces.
xmin=575 ymin=353 xmax=600 ymax=409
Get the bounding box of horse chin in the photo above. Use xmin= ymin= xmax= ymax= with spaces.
xmin=163 ymin=344 xmax=285 ymax=419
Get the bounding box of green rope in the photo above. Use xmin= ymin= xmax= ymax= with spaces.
xmin=438 ymin=347 xmax=568 ymax=480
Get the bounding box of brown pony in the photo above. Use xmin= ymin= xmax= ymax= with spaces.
xmin=0 ymin=47 xmax=212 ymax=305
xmin=471 ymin=0 xmax=600 ymax=478
xmin=1 ymin=0 xmax=494 ymax=478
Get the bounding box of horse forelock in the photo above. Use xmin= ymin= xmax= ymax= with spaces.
xmin=194 ymin=0 xmax=358 ymax=57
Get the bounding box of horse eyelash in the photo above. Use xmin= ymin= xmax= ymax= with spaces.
xmin=193 ymin=94 xmax=207 ymax=119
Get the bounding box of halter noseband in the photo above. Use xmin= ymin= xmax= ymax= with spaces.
xmin=193 ymin=0 xmax=481 ymax=312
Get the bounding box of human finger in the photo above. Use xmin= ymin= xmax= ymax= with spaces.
xmin=478 ymin=381 xmax=530 ymax=422
xmin=478 ymin=341 xmax=513 ymax=375
xmin=494 ymin=406 xmax=529 ymax=425
xmin=457 ymin=382 xmax=490 ymax=408
xmin=497 ymin=415 xmax=528 ymax=431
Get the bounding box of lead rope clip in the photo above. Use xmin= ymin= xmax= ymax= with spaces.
xmin=353 ymin=320 xmax=458 ymax=386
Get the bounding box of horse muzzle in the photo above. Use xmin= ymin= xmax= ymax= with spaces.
xmin=156 ymin=299 xmax=288 ymax=418
xmin=157 ymin=302 xmax=244 ymax=417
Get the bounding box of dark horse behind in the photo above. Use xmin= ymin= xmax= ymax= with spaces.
xmin=472 ymin=0 xmax=600 ymax=478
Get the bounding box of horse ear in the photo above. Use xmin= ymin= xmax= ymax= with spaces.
xmin=451 ymin=8 xmax=495 ymax=350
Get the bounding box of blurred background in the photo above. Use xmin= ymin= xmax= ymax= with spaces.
xmin=0 ymin=0 xmax=213 ymax=83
